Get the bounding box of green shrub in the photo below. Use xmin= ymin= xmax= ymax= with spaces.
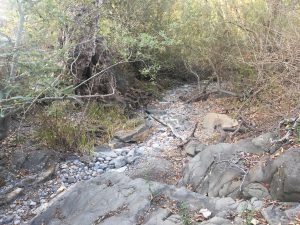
xmin=87 ymin=103 xmax=143 ymax=142
xmin=35 ymin=101 xmax=143 ymax=152
xmin=35 ymin=101 xmax=95 ymax=152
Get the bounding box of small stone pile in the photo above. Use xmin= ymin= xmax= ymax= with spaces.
xmin=0 ymin=146 xmax=142 ymax=225
xmin=58 ymin=146 xmax=141 ymax=185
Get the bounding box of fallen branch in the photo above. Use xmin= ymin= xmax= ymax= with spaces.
xmin=1 ymin=92 xmax=117 ymax=118
xmin=178 ymin=122 xmax=199 ymax=148
xmin=215 ymin=88 xmax=243 ymax=98
xmin=187 ymin=92 xmax=211 ymax=103
xmin=186 ymin=88 xmax=242 ymax=104
xmin=145 ymin=111 xmax=184 ymax=141
xmin=223 ymin=126 xmax=246 ymax=133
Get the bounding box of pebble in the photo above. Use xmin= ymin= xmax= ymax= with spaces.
xmin=97 ymin=157 xmax=104 ymax=162
xmin=1 ymin=215 xmax=14 ymax=224
xmin=67 ymin=177 xmax=76 ymax=184
xmin=105 ymin=157 xmax=112 ymax=161
xmin=152 ymin=143 xmax=160 ymax=148
xmin=60 ymin=164 xmax=68 ymax=169
xmin=97 ymin=169 xmax=104 ymax=173
xmin=28 ymin=200 xmax=37 ymax=207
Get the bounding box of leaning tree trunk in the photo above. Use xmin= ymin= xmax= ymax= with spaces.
xmin=64 ymin=1 xmax=115 ymax=96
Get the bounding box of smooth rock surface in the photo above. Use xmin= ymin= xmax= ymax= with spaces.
xmin=127 ymin=157 xmax=174 ymax=183
xmin=203 ymin=113 xmax=238 ymax=132
xmin=30 ymin=173 xmax=242 ymax=225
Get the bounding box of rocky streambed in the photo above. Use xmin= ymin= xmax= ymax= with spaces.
xmin=1 ymin=84 xmax=300 ymax=225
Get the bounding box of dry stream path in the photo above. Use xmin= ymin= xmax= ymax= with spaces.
xmin=1 ymin=84 xmax=300 ymax=225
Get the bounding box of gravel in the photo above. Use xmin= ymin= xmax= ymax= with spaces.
xmin=0 ymin=84 xmax=201 ymax=225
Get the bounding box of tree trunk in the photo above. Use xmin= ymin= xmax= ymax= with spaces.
xmin=0 ymin=117 xmax=9 ymax=141
xmin=64 ymin=2 xmax=115 ymax=96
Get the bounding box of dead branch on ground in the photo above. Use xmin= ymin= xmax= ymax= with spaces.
xmin=178 ymin=122 xmax=199 ymax=148
xmin=271 ymin=116 xmax=300 ymax=144
xmin=145 ymin=112 xmax=185 ymax=142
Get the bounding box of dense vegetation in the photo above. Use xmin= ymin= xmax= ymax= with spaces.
xmin=1 ymin=0 xmax=300 ymax=151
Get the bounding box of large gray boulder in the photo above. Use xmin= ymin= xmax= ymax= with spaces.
xmin=30 ymin=173 xmax=242 ymax=225
xmin=126 ymin=157 xmax=174 ymax=183
xmin=245 ymin=148 xmax=300 ymax=202
xmin=269 ymin=148 xmax=300 ymax=201
xmin=184 ymin=140 xmax=206 ymax=157
xmin=28 ymin=172 xmax=300 ymax=225
xmin=262 ymin=203 xmax=300 ymax=225
xmin=180 ymin=134 xmax=300 ymax=202
xmin=10 ymin=149 xmax=58 ymax=172
xmin=181 ymin=143 xmax=244 ymax=198
xmin=180 ymin=133 xmax=279 ymax=198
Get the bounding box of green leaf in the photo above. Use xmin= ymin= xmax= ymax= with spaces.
xmin=61 ymin=85 xmax=74 ymax=95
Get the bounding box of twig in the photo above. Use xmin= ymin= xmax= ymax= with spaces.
xmin=217 ymin=125 xmax=227 ymax=143
xmin=178 ymin=122 xmax=199 ymax=148
xmin=186 ymin=88 xmax=242 ymax=104
xmin=271 ymin=117 xmax=300 ymax=144
xmin=214 ymin=157 xmax=249 ymax=191
xmin=229 ymin=123 xmax=242 ymax=140
xmin=214 ymin=88 xmax=243 ymax=98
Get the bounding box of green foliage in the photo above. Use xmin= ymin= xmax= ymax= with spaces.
xmin=35 ymin=101 xmax=95 ymax=153
xmin=0 ymin=0 xmax=71 ymax=118
xmin=87 ymin=103 xmax=143 ymax=142
xmin=100 ymin=0 xmax=180 ymax=80
xmin=35 ymin=101 xmax=143 ymax=152
xmin=1 ymin=0 xmax=300 ymax=140
xmin=100 ymin=0 xmax=300 ymax=92
xmin=178 ymin=202 xmax=192 ymax=225
xmin=241 ymin=209 xmax=254 ymax=225
xmin=295 ymin=125 xmax=300 ymax=143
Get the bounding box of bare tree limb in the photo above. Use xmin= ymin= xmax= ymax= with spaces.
xmin=184 ymin=60 xmax=201 ymax=93
xmin=9 ymin=0 xmax=25 ymax=81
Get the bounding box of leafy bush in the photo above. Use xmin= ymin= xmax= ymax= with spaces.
xmin=1 ymin=0 xmax=300 ymax=137
xmin=35 ymin=101 xmax=94 ymax=152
